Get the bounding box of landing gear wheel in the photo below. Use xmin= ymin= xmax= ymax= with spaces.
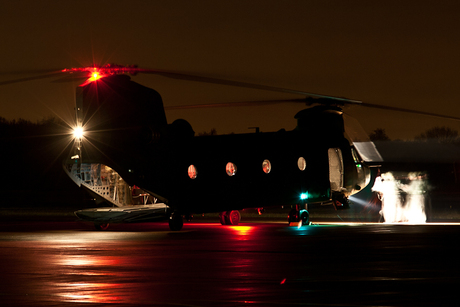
xmin=225 ymin=210 xmax=241 ymax=225
xmin=300 ymin=210 xmax=310 ymax=226
xmin=94 ymin=223 xmax=109 ymax=231
xmin=169 ymin=212 xmax=183 ymax=231
xmin=219 ymin=211 xmax=228 ymax=225
xmin=288 ymin=207 xmax=310 ymax=226
xmin=219 ymin=210 xmax=241 ymax=225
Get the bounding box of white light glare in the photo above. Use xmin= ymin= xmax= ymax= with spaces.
xmin=73 ymin=127 xmax=84 ymax=139
xmin=372 ymin=172 xmax=427 ymax=224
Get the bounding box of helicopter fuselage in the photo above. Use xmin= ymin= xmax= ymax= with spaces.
xmin=66 ymin=74 xmax=371 ymax=229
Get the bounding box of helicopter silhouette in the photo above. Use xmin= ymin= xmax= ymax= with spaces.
xmin=4 ymin=64 xmax=459 ymax=230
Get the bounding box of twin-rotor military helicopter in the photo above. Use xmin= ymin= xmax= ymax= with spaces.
xmin=5 ymin=64 xmax=457 ymax=230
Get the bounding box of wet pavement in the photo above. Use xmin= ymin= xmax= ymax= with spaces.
xmin=1 ymin=220 xmax=459 ymax=306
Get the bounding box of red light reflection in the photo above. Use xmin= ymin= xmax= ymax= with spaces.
xmin=56 ymin=254 xmax=127 ymax=303
xmin=59 ymin=255 xmax=121 ymax=267
xmin=57 ymin=282 xmax=123 ymax=303
xmin=227 ymin=226 xmax=255 ymax=240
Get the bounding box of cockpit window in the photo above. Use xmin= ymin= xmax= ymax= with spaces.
xmin=343 ymin=114 xmax=383 ymax=162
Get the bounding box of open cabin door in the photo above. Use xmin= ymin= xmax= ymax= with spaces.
xmin=328 ymin=148 xmax=344 ymax=192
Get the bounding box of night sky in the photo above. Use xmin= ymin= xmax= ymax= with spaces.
xmin=1 ymin=0 xmax=460 ymax=140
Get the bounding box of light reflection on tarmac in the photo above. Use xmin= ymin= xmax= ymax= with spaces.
xmin=1 ymin=221 xmax=460 ymax=306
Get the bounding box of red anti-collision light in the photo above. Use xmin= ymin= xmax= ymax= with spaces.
xmin=61 ymin=64 xmax=139 ymax=86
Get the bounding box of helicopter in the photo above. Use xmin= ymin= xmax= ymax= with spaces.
xmin=4 ymin=64 xmax=458 ymax=230
xmin=56 ymin=64 xmax=383 ymax=231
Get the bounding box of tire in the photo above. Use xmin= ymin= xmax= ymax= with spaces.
xmin=225 ymin=210 xmax=241 ymax=225
xmin=219 ymin=211 xmax=228 ymax=225
xmin=300 ymin=210 xmax=310 ymax=226
xmin=94 ymin=223 xmax=109 ymax=230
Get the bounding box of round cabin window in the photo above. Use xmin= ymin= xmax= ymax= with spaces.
xmin=298 ymin=157 xmax=306 ymax=171
xmin=226 ymin=162 xmax=237 ymax=176
xmin=262 ymin=159 xmax=271 ymax=174
xmin=188 ymin=165 xmax=197 ymax=179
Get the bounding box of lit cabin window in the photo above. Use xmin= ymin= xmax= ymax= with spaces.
xmin=262 ymin=159 xmax=271 ymax=174
xmin=188 ymin=165 xmax=197 ymax=179
xmin=298 ymin=157 xmax=306 ymax=171
xmin=226 ymin=162 xmax=237 ymax=176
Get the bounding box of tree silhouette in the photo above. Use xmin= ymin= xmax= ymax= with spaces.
xmin=198 ymin=128 xmax=217 ymax=136
xmin=0 ymin=116 xmax=70 ymax=189
xmin=415 ymin=126 xmax=459 ymax=143
xmin=369 ymin=128 xmax=390 ymax=141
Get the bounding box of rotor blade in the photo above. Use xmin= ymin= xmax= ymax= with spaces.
xmin=50 ymin=72 xmax=89 ymax=83
xmin=139 ymin=68 xmax=361 ymax=104
xmin=164 ymin=98 xmax=308 ymax=110
xmin=360 ymin=102 xmax=460 ymax=121
xmin=0 ymin=68 xmax=64 ymax=75
xmin=0 ymin=71 xmax=64 ymax=86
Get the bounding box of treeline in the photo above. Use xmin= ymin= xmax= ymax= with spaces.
xmin=0 ymin=116 xmax=74 ymax=191
xmin=370 ymin=126 xmax=460 ymax=143
xmin=0 ymin=116 xmax=68 ymax=138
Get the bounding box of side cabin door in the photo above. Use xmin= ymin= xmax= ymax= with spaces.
xmin=328 ymin=148 xmax=344 ymax=192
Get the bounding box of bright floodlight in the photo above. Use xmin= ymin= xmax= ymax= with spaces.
xmin=73 ymin=127 xmax=84 ymax=139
